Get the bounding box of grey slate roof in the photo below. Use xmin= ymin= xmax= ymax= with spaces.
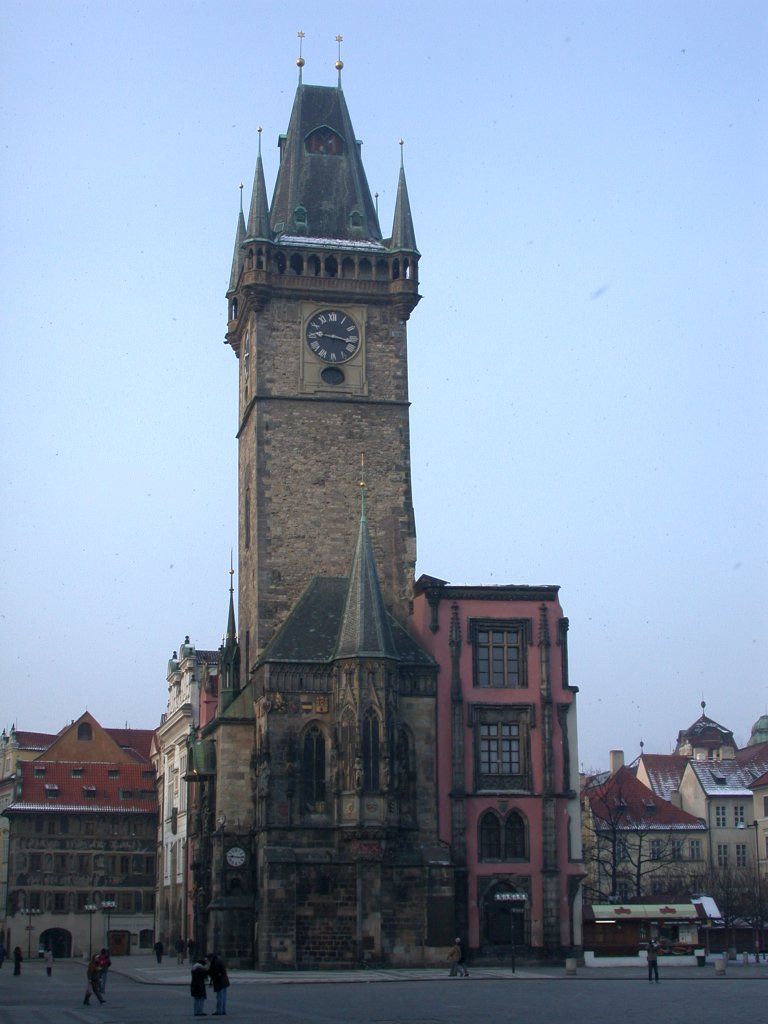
xmin=269 ymin=84 xmax=382 ymax=243
xmin=689 ymin=759 xmax=757 ymax=797
xmin=246 ymin=149 xmax=271 ymax=240
xmin=335 ymin=509 xmax=397 ymax=659
xmin=258 ymin=574 xmax=434 ymax=669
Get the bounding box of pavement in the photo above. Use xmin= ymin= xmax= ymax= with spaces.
xmin=105 ymin=956 xmax=768 ymax=986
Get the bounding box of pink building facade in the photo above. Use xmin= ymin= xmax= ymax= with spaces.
xmin=411 ymin=577 xmax=583 ymax=959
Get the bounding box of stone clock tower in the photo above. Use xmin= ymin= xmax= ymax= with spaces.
xmin=226 ymin=77 xmax=421 ymax=672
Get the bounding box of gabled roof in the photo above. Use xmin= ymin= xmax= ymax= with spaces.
xmin=638 ymin=754 xmax=689 ymax=802
xmin=6 ymin=760 xmax=157 ymax=814
xmin=687 ymin=759 xmax=755 ymax=797
xmin=586 ymin=766 xmax=705 ymax=831
xmin=104 ymin=728 xmax=154 ymax=763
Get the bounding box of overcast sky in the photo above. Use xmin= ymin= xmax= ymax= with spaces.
xmin=1 ymin=2 xmax=765 ymax=770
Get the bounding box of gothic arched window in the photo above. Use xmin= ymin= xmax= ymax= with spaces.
xmin=301 ymin=725 xmax=325 ymax=810
xmin=340 ymin=710 xmax=355 ymax=791
xmin=505 ymin=811 xmax=528 ymax=860
xmin=362 ymin=709 xmax=380 ymax=793
xmin=479 ymin=811 xmax=501 ymax=860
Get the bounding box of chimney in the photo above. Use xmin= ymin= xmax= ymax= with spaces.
xmin=609 ymin=750 xmax=625 ymax=774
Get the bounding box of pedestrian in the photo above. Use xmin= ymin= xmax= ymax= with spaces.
xmin=0 ymin=940 xmax=6 ymax=968
xmin=190 ymin=956 xmax=209 ymax=1017
xmin=646 ymin=938 xmax=660 ymax=983
xmin=44 ymin=948 xmax=53 ymax=976
xmin=13 ymin=946 xmax=22 ymax=976
xmin=208 ymin=952 xmax=230 ymax=1015
xmin=448 ymin=937 xmax=469 ymax=978
xmin=97 ymin=947 xmax=111 ymax=992
xmin=176 ymin=937 xmax=185 ymax=964
xmin=154 ymin=939 xmax=164 ymax=964
xmin=84 ymin=953 xmax=106 ymax=1005
xmin=187 ymin=938 xmax=195 ymax=961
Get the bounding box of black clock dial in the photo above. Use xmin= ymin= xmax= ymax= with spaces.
xmin=305 ymin=309 xmax=360 ymax=363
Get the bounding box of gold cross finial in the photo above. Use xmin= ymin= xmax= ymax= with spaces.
xmin=335 ymin=34 xmax=344 ymax=82
xmin=296 ymin=30 xmax=306 ymax=76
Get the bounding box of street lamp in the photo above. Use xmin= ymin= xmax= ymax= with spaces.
xmin=18 ymin=906 xmax=40 ymax=960
xmin=101 ymin=899 xmax=116 ymax=954
xmin=84 ymin=903 xmax=98 ymax=958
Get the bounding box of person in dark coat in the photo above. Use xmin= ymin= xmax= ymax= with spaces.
xmin=154 ymin=939 xmax=164 ymax=964
xmin=190 ymin=957 xmax=209 ymax=1017
xmin=84 ymin=954 xmax=106 ymax=1004
xmin=0 ymin=940 xmax=6 ymax=968
xmin=646 ymin=938 xmax=660 ymax=982
xmin=97 ymin=947 xmax=111 ymax=991
xmin=208 ymin=953 xmax=230 ymax=1016
xmin=13 ymin=947 xmax=22 ymax=975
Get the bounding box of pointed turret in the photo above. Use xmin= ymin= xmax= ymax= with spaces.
xmin=218 ymin=560 xmax=240 ymax=712
xmin=335 ymin=493 xmax=397 ymax=660
xmin=246 ymin=129 xmax=271 ymax=240
xmin=227 ymin=200 xmax=246 ymax=294
xmin=389 ymin=156 xmax=418 ymax=254
xmin=269 ymin=83 xmax=382 ymax=242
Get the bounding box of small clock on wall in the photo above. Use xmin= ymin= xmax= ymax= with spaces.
xmin=225 ymin=846 xmax=247 ymax=868
xmin=305 ymin=308 xmax=360 ymax=364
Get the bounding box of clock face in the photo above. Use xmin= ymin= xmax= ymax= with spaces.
xmin=226 ymin=846 xmax=246 ymax=868
xmin=305 ymin=309 xmax=360 ymax=364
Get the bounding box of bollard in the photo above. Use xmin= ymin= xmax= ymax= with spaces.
xmin=714 ymin=958 xmax=726 ymax=976
xmin=565 ymin=957 xmax=577 ymax=976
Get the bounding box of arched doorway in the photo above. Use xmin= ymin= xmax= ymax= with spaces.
xmin=39 ymin=928 xmax=71 ymax=958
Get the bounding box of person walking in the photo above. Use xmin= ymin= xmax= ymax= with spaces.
xmin=0 ymin=940 xmax=6 ymax=969
xmin=154 ymin=939 xmax=164 ymax=964
xmin=646 ymin=938 xmax=660 ymax=983
xmin=44 ymin=948 xmax=53 ymax=976
xmin=84 ymin=953 xmax=106 ymax=1005
xmin=190 ymin=956 xmax=209 ymax=1017
xmin=176 ymin=938 xmax=185 ymax=964
xmin=97 ymin=947 xmax=111 ymax=992
xmin=208 ymin=953 xmax=230 ymax=1016
xmin=187 ymin=938 xmax=195 ymax=961
xmin=13 ymin=946 xmax=22 ymax=976
xmin=448 ymin=937 xmax=469 ymax=977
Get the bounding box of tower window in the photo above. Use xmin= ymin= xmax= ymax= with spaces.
xmin=479 ymin=811 xmax=501 ymax=860
xmin=362 ymin=709 xmax=380 ymax=793
xmin=301 ymin=725 xmax=326 ymax=811
xmin=349 ymin=211 xmax=363 ymax=229
xmin=470 ymin=619 xmax=529 ymax=689
xmin=289 ymin=253 xmax=304 ymax=275
xmin=341 ymin=711 xmax=355 ymax=791
xmin=324 ymin=256 xmax=338 ymax=278
xmin=504 ymin=811 xmax=528 ymax=859
xmin=293 ymin=206 xmax=307 ymax=228
xmin=305 ymin=127 xmax=344 ymax=155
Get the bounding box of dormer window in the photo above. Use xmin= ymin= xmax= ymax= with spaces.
xmin=77 ymin=723 xmax=92 ymax=742
xmin=305 ymin=126 xmax=344 ymax=155
xmin=71 ymin=767 xmax=84 ymax=778
xmin=45 ymin=783 xmax=60 ymax=799
xmin=293 ymin=205 xmax=307 ymax=227
xmin=82 ymin=785 xmax=96 ymax=799
xmin=349 ymin=211 xmax=363 ymax=229
xmin=34 ymin=767 xmax=46 ymax=778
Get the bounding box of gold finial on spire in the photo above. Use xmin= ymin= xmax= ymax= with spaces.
xmin=239 ymin=181 xmax=243 ymax=213
xmin=335 ymin=34 xmax=344 ymax=85
xmin=229 ymin=548 xmax=235 ymax=594
xmin=297 ymin=30 xmax=306 ymax=80
xmin=359 ymin=451 xmax=366 ymax=515
xmin=257 ymin=125 xmax=263 ymax=156
xmin=374 ymin=191 xmax=379 ymax=217
xmin=399 ymin=138 xmax=405 ymax=167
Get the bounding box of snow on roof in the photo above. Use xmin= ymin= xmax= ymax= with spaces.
xmin=278 ymin=235 xmax=387 ymax=252
xmin=689 ymin=759 xmax=755 ymax=796
xmin=639 ymin=754 xmax=688 ymax=802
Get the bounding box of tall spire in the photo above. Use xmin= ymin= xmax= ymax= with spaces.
xmin=246 ymin=127 xmax=271 ymax=240
xmin=389 ymin=141 xmax=418 ymax=252
xmin=225 ymin=550 xmax=237 ymax=648
xmin=335 ymin=476 xmax=396 ymax=660
xmin=227 ymin=184 xmax=247 ymax=293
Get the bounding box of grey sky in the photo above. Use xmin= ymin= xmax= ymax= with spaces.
xmin=1 ymin=2 xmax=765 ymax=769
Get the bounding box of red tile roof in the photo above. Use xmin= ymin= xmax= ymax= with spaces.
xmin=639 ymin=754 xmax=688 ymax=801
xmin=7 ymin=760 xmax=157 ymax=813
xmin=750 ymin=769 xmax=768 ymax=789
xmin=11 ymin=731 xmax=57 ymax=751
xmin=586 ymin=766 xmax=705 ymax=831
xmin=104 ymin=728 xmax=154 ymax=762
